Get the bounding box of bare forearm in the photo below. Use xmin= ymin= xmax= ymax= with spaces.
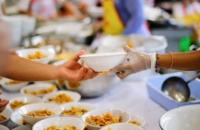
xmin=157 ymin=51 xmax=200 ymax=70
xmin=1 ymin=55 xmax=59 ymax=81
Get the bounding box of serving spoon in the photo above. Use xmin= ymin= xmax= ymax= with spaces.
xmin=161 ymin=73 xmax=200 ymax=102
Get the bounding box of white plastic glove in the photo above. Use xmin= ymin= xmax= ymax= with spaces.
xmin=113 ymin=47 xmax=156 ymax=79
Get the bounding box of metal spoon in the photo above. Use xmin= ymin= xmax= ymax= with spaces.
xmin=161 ymin=73 xmax=200 ymax=102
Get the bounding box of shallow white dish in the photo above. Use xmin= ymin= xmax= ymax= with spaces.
xmin=100 ymin=123 xmax=143 ymax=130
xmin=80 ymin=52 xmax=126 ymax=72
xmin=61 ymin=102 xmax=95 ymax=117
xmin=18 ymin=103 xmax=62 ymax=125
xmin=0 ymin=108 xmax=12 ymax=124
xmin=9 ymin=96 xmax=42 ymax=111
xmin=82 ymin=109 xmax=130 ymax=130
xmin=11 ymin=109 xmax=25 ymax=126
xmin=43 ymin=90 xmax=81 ymax=105
xmin=33 ymin=116 xmax=85 ymax=130
xmin=160 ymin=105 xmax=200 ymax=130
xmin=0 ymin=125 xmax=9 ymax=130
xmin=0 ymin=78 xmax=28 ymax=92
xmin=21 ymin=82 xmax=57 ymax=97
xmin=17 ymin=46 xmax=55 ymax=64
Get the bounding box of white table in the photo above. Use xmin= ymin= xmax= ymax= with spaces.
xmin=2 ymin=76 xmax=166 ymax=130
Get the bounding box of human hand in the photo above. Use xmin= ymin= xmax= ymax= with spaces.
xmin=0 ymin=99 xmax=9 ymax=112
xmin=57 ymin=51 xmax=97 ymax=82
xmin=113 ymin=47 xmax=152 ymax=79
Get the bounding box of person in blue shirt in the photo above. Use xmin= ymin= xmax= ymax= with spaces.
xmin=102 ymin=0 xmax=150 ymax=35
xmin=115 ymin=0 xmax=150 ymax=35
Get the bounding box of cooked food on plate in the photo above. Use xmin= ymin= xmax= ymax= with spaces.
xmin=61 ymin=107 xmax=88 ymax=117
xmin=86 ymin=113 xmax=122 ymax=127
xmin=45 ymin=125 xmax=77 ymax=130
xmin=10 ymin=100 xmax=27 ymax=110
xmin=0 ymin=115 xmax=7 ymax=122
xmin=24 ymin=85 xmax=56 ymax=96
xmin=27 ymin=110 xmax=55 ymax=118
xmin=27 ymin=51 xmax=46 ymax=60
xmin=48 ymin=94 xmax=73 ymax=104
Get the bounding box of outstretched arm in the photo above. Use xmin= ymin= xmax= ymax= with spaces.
xmin=0 ymin=52 xmax=96 ymax=82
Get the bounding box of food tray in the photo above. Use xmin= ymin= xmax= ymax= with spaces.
xmin=147 ymin=73 xmax=200 ymax=110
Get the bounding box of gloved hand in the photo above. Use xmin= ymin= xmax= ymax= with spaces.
xmin=113 ymin=47 xmax=155 ymax=79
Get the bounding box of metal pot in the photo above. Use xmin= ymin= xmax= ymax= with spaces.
xmin=65 ymin=74 xmax=115 ymax=98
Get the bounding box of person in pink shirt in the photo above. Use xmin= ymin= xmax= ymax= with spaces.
xmin=29 ymin=0 xmax=58 ymax=20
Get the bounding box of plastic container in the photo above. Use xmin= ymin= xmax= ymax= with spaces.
xmin=147 ymin=73 xmax=200 ymax=110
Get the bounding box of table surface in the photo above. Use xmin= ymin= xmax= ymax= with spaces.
xmin=1 ymin=75 xmax=166 ymax=130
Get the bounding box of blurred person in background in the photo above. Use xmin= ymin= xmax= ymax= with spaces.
xmin=96 ymin=0 xmax=150 ymax=35
xmin=29 ymin=0 xmax=58 ymax=20
xmin=0 ymin=20 xmax=96 ymax=111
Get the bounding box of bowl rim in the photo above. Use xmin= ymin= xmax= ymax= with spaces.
xmin=33 ymin=116 xmax=85 ymax=130
xmin=80 ymin=52 xmax=126 ymax=58
xmin=159 ymin=104 xmax=200 ymax=130
xmin=100 ymin=123 xmax=144 ymax=130
xmin=18 ymin=102 xmax=62 ymax=118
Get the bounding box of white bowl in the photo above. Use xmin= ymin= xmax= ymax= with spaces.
xmin=21 ymin=82 xmax=57 ymax=97
xmin=43 ymin=91 xmax=81 ymax=105
xmin=17 ymin=46 xmax=55 ymax=64
xmin=9 ymin=96 xmax=42 ymax=111
xmin=33 ymin=116 xmax=85 ymax=130
xmin=160 ymin=105 xmax=200 ymax=130
xmin=11 ymin=109 xmax=25 ymax=126
xmin=80 ymin=52 xmax=126 ymax=72
xmin=0 ymin=125 xmax=9 ymax=130
xmin=100 ymin=123 xmax=143 ymax=130
xmin=82 ymin=109 xmax=130 ymax=130
xmin=61 ymin=102 xmax=96 ymax=117
xmin=18 ymin=103 xmax=62 ymax=125
xmin=0 ymin=78 xmax=28 ymax=92
xmin=0 ymin=108 xmax=12 ymax=124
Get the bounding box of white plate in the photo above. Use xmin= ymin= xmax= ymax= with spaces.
xmin=43 ymin=91 xmax=81 ymax=105
xmin=80 ymin=52 xmax=126 ymax=72
xmin=100 ymin=123 xmax=143 ymax=130
xmin=21 ymin=82 xmax=57 ymax=97
xmin=0 ymin=78 xmax=28 ymax=92
xmin=18 ymin=103 xmax=62 ymax=125
xmin=0 ymin=108 xmax=12 ymax=124
xmin=61 ymin=102 xmax=95 ymax=117
xmin=82 ymin=109 xmax=130 ymax=130
xmin=0 ymin=125 xmax=9 ymax=130
xmin=9 ymin=96 xmax=42 ymax=111
xmin=33 ymin=116 xmax=85 ymax=130
xmin=160 ymin=105 xmax=200 ymax=130
xmin=17 ymin=46 xmax=55 ymax=64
